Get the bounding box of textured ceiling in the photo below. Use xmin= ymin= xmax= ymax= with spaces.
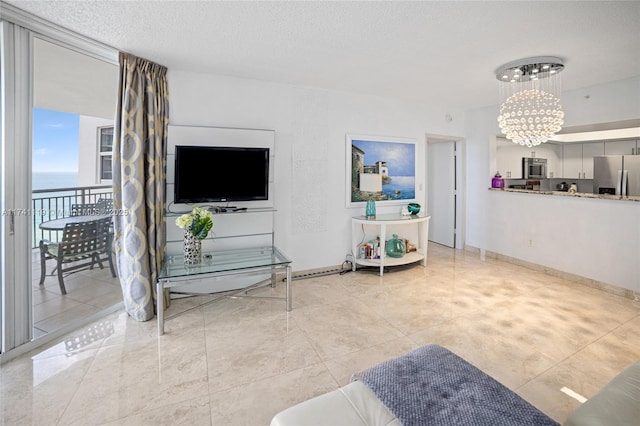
xmin=5 ymin=1 xmax=640 ymax=112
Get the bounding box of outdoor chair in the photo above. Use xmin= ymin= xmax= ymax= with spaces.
xmin=71 ymin=203 xmax=97 ymax=216
xmin=95 ymin=198 xmax=113 ymax=214
xmin=39 ymin=216 xmax=116 ymax=295
xmin=95 ymin=197 xmax=115 ymax=239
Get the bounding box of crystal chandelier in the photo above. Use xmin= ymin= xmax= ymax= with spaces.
xmin=496 ymin=57 xmax=565 ymax=148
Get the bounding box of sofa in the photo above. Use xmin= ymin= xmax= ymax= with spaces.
xmin=271 ymin=345 xmax=640 ymax=426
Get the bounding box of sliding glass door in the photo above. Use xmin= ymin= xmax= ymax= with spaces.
xmin=1 ymin=7 xmax=118 ymax=357
xmin=1 ymin=19 xmax=33 ymax=354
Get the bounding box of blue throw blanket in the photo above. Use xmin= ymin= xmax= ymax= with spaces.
xmin=351 ymin=344 xmax=559 ymax=426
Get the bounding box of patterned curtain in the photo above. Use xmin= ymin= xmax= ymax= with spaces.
xmin=113 ymin=52 xmax=169 ymax=321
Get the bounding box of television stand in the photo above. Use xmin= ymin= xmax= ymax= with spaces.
xmin=164 ymin=207 xmax=282 ymax=310
xmin=157 ymin=245 xmax=292 ymax=335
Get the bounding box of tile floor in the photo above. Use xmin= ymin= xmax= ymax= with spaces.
xmin=3 ymin=243 xmax=639 ymax=425
xmin=31 ymin=249 xmax=123 ymax=338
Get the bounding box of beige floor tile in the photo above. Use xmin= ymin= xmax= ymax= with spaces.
xmin=292 ymin=297 xmax=404 ymax=361
xmin=59 ymin=330 xmax=209 ymax=425
xmin=0 ymin=345 xmax=98 ymax=425
xmin=208 ymin=363 xmax=338 ymax=426
xmin=4 ymin=243 xmax=638 ymax=426
xmin=103 ymin=395 xmax=211 ymax=425
xmin=31 ymin=285 xmax=61 ymax=305
xmin=204 ymin=302 xmax=321 ymax=392
xmin=34 ymin=303 xmax=98 ymax=333
xmin=33 ymin=295 xmax=85 ymax=323
xmin=514 ymin=364 xmax=585 ymax=423
xmin=323 ymin=336 xmax=418 ymax=386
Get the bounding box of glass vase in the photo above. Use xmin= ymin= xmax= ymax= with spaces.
xmin=183 ymin=230 xmax=202 ymax=265
xmin=386 ymin=234 xmax=406 ymax=258
xmin=365 ymin=199 xmax=376 ymax=218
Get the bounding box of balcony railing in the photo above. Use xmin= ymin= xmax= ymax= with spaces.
xmin=31 ymin=185 xmax=113 ymax=248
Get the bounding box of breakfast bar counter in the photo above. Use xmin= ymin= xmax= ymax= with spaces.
xmin=488 ymin=187 xmax=640 ymax=202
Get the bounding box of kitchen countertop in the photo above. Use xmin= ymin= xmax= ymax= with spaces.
xmin=488 ymin=187 xmax=640 ymax=202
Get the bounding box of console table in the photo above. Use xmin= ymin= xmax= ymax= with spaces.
xmin=156 ymin=245 xmax=292 ymax=335
xmin=351 ymin=213 xmax=430 ymax=276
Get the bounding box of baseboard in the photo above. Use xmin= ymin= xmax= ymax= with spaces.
xmin=464 ymin=244 xmax=639 ymax=302
xmin=274 ymin=263 xmax=352 ymax=283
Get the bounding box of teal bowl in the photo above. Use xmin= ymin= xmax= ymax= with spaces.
xmin=407 ymin=203 xmax=421 ymax=215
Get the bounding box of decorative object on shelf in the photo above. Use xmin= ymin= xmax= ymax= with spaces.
xmin=359 ymin=170 xmax=381 ymax=219
xmin=386 ymin=234 xmax=406 ymax=258
xmin=365 ymin=199 xmax=376 ymax=219
xmin=491 ymin=172 xmax=505 ymax=189
xmin=495 ymin=56 xmax=565 ymax=148
xmin=182 ymin=229 xmax=202 ymax=265
xmin=175 ymin=207 xmax=214 ymax=264
xmin=569 ymin=183 xmax=578 ymax=194
xmin=407 ymin=203 xmax=421 ymax=215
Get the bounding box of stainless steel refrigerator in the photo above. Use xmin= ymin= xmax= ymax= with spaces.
xmin=593 ymin=155 xmax=640 ymax=196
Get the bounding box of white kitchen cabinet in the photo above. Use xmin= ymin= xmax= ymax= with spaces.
xmin=496 ymin=138 xmax=562 ymax=179
xmin=561 ymin=142 xmax=604 ymax=179
xmin=582 ymin=142 xmax=604 ymax=178
xmin=604 ymin=139 xmax=638 ymax=155
xmin=496 ymin=139 xmax=525 ymax=178
xmin=562 ymin=144 xmax=583 ymax=179
xmin=535 ymin=143 xmax=562 ymax=178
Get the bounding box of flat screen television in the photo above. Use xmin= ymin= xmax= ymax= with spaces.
xmin=174 ymin=145 xmax=270 ymax=203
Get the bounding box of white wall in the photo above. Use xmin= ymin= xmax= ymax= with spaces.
xmin=487 ymin=191 xmax=639 ymax=290
xmin=465 ymin=76 xmax=640 ymax=293
xmin=168 ymin=70 xmax=465 ymax=272
xmin=168 ymin=69 xmax=639 ymax=293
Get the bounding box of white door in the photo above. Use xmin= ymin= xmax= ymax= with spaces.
xmin=427 ymin=142 xmax=456 ymax=248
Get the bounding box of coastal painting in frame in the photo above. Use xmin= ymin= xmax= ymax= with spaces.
xmin=346 ymin=134 xmax=417 ymax=208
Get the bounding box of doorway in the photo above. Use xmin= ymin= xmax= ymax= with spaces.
xmin=1 ymin=12 xmax=119 ymax=357
xmin=31 ymin=38 xmax=119 ymax=339
xmin=426 ymin=136 xmax=465 ymax=249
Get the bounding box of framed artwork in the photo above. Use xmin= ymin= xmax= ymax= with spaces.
xmin=346 ymin=134 xmax=417 ymax=208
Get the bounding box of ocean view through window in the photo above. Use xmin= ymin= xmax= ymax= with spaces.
xmin=31 ymin=108 xmax=112 ymax=247
xmin=32 ymin=171 xmax=78 ymax=190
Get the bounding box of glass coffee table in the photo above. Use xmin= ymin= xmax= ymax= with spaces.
xmin=157 ymin=245 xmax=292 ymax=335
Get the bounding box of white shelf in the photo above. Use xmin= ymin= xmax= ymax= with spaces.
xmin=351 ymin=214 xmax=430 ymax=276
xmin=354 ymin=251 xmax=425 ymax=268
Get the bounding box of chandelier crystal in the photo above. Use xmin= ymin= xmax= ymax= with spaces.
xmin=496 ymin=57 xmax=565 ymax=148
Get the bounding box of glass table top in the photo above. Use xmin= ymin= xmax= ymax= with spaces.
xmin=159 ymin=245 xmax=292 ymax=280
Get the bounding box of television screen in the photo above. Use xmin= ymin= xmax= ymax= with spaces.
xmin=174 ymin=145 xmax=269 ymax=203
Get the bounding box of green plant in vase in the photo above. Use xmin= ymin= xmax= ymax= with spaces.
xmin=175 ymin=206 xmax=214 ymax=239
xmin=175 ymin=207 xmax=214 ymax=264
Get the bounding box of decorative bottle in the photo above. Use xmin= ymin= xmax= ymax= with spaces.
xmin=491 ymin=172 xmax=505 ymax=189
xmin=386 ymin=234 xmax=406 ymax=258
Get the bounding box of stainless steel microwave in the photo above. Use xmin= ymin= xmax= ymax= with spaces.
xmin=523 ymin=157 xmax=547 ymax=179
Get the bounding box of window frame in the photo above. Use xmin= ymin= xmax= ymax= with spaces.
xmin=97 ymin=125 xmax=113 ymax=182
